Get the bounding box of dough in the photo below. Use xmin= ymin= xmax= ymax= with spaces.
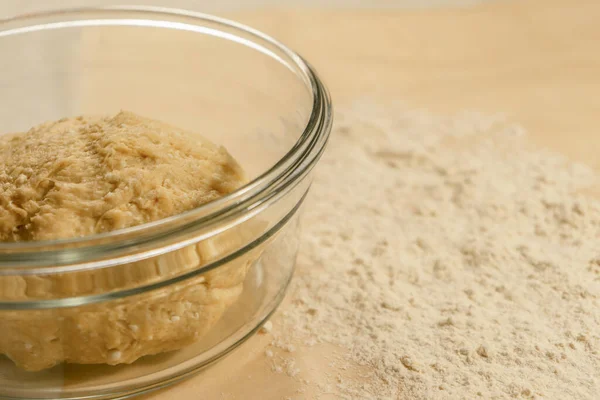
xmin=0 ymin=111 xmax=245 ymax=241
xmin=0 ymin=112 xmax=256 ymax=371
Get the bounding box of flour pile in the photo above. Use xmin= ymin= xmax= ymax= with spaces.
xmin=268 ymin=102 xmax=600 ymax=399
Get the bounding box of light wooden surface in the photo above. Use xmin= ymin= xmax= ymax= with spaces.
xmin=138 ymin=0 xmax=600 ymax=397
xmin=127 ymin=0 xmax=600 ymax=400
xmin=2 ymin=0 xmax=598 ymax=398
xmin=0 ymin=0 xmax=492 ymax=17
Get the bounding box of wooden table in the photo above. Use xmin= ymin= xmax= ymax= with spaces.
xmin=1 ymin=0 xmax=598 ymax=398
xmin=140 ymin=0 xmax=600 ymax=397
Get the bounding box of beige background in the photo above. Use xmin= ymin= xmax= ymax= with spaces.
xmin=0 ymin=0 xmax=493 ymax=16
xmin=2 ymin=0 xmax=599 ymax=398
xmin=147 ymin=0 xmax=600 ymax=398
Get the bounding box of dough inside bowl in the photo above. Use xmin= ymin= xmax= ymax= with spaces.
xmin=0 ymin=111 xmax=255 ymax=371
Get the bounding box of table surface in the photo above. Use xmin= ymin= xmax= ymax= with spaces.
xmin=139 ymin=0 xmax=599 ymax=397
xmin=2 ymin=0 xmax=599 ymax=398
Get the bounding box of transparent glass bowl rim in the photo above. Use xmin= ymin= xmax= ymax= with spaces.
xmin=0 ymin=6 xmax=333 ymax=274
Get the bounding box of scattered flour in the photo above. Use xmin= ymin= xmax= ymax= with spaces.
xmin=260 ymin=321 xmax=274 ymax=334
xmin=268 ymin=101 xmax=600 ymax=399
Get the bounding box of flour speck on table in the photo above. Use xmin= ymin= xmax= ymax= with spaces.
xmin=265 ymin=101 xmax=600 ymax=399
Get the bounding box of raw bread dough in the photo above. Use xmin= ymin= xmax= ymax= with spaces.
xmin=0 ymin=111 xmax=245 ymax=241
xmin=0 ymin=112 xmax=254 ymax=371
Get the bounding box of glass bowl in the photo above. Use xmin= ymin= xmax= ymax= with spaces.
xmin=0 ymin=6 xmax=332 ymax=400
